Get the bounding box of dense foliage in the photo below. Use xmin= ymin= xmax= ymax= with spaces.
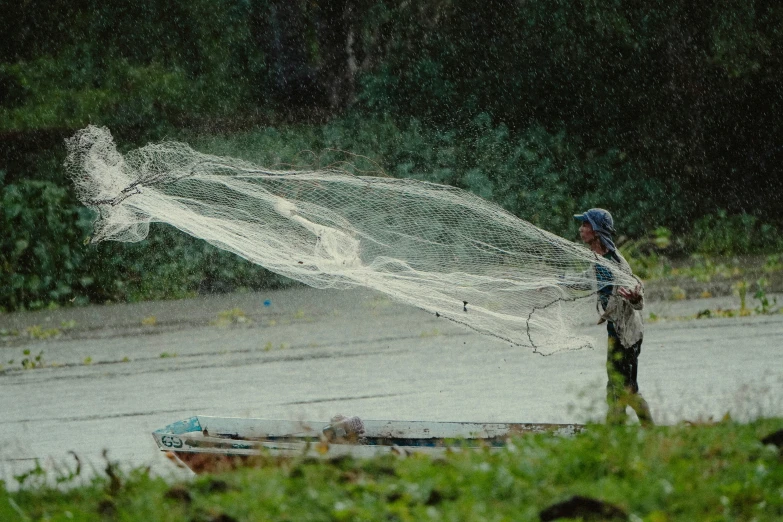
xmin=1 ymin=1 xmax=782 ymax=310
xmin=3 ymin=420 xmax=783 ymax=520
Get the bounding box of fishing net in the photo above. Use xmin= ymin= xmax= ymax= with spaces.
xmin=65 ymin=125 xmax=640 ymax=354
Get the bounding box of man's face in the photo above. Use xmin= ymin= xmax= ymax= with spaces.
xmin=579 ymin=220 xmax=596 ymax=244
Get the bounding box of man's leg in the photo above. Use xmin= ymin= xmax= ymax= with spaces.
xmin=625 ymin=341 xmax=654 ymax=427
xmin=606 ymin=335 xmax=628 ymax=425
xmin=627 ymin=392 xmax=654 ymax=427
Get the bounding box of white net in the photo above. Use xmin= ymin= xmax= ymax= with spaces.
xmin=65 ymin=125 xmax=640 ymax=354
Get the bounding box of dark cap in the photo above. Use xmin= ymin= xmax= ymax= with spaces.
xmin=574 ymin=208 xmax=616 ymax=251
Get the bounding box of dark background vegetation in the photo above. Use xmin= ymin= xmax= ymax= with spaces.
xmin=1 ymin=0 xmax=782 ymax=311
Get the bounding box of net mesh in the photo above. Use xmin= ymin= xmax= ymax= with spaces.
xmin=65 ymin=125 xmax=639 ymax=354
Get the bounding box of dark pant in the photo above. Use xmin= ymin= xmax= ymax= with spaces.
xmin=606 ymin=335 xmax=653 ymax=426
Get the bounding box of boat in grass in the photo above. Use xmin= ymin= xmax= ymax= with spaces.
xmin=153 ymin=415 xmax=585 ymax=473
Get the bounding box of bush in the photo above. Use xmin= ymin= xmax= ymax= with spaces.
xmin=3 ymin=116 xmax=781 ymax=313
xmin=0 ymin=180 xmax=91 ymax=311
xmin=691 ymin=211 xmax=783 ymax=256
xmin=0 ymin=178 xmax=287 ymax=312
xmin=87 ymin=225 xmax=292 ymax=303
xmin=0 ymin=58 xmax=194 ymax=133
xmin=196 ymin=114 xmax=683 ymax=239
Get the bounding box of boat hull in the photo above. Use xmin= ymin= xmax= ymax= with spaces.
xmin=154 ymin=416 xmax=584 ymax=473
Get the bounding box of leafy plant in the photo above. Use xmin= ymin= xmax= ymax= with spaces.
xmin=25 ymin=325 xmax=60 ymax=340
xmin=212 ymin=307 xmax=250 ymax=326
xmin=691 ymin=211 xmax=783 ymax=256
xmin=763 ymin=254 xmax=783 ymax=273
xmin=670 ymin=286 xmax=687 ymax=301
xmin=20 ymin=349 xmax=44 ymax=369
xmin=753 ymin=279 xmax=778 ymax=314
xmin=736 ymin=280 xmax=748 ymax=314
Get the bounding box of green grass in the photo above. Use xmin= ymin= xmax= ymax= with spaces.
xmin=628 ymin=254 xmax=783 ymax=285
xmin=627 ymin=252 xmax=783 ymax=304
xmin=3 ymin=420 xmax=782 ymax=521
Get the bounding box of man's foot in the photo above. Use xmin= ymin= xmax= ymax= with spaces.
xmin=605 ymin=405 xmax=629 ymax=426
xmin=630 ymin=395 xmax=654 ymax=427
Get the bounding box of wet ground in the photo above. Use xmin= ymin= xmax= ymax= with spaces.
xmin=1 ymin=287 xmax=782 ymax=485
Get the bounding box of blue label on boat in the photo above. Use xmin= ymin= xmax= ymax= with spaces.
xmin=155 ymin=416 xmax=202 ymax=435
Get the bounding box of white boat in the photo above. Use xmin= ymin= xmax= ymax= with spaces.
xmin=153 ymin=416 xmax=584 ymax=473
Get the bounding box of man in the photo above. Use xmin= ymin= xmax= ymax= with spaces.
xmin=574 ymin=208 xmax=654 ymax=426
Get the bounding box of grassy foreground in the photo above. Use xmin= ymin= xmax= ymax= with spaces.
xmin=3 ymin=420 xmax=782 ymax=521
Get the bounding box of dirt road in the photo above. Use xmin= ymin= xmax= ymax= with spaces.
xmin=2 ymin=287 xmax=781 ymax=484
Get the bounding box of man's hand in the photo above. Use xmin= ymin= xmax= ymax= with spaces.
xmin=618 ymin=284 xmax=642 ymax=304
